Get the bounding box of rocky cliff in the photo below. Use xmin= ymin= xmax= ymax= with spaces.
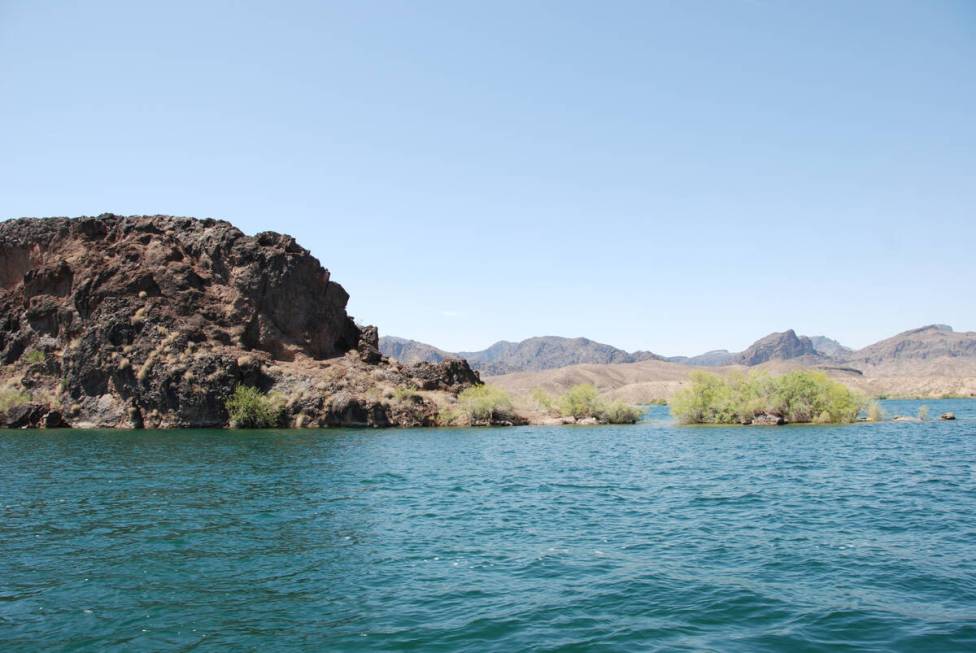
xmin=0 ymin=215 xmax=480 ymax=428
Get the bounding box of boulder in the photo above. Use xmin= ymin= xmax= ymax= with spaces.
xmin=409 ymin=358 xmax=481 ymax=392
xmin=941 ymin=412 xmax=956 ymax=421
xmin=357 ymin=325 xmax=382 ymax=364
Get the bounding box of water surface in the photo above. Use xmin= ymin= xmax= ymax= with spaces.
xmin=2 ymin=400 xmax=975 ymax=651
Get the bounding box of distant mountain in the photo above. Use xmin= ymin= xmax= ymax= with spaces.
xmin=734 ymin=329 xmax=822 ymax=366
xmin=665 ymin=350 xmax=736 ymax=367
xmin=486 ymin=325 xmax=976 ymax=403
xmin=382 ymin=325 xmax=976 ymax=380
xmin=376 ymin=336 xmax=452 ymax=364
xmin=672 ymin=331 xmax=842 ymax=367
xmin=379 ymin=335 xmax=664 ymax=375
xmin=808 ymin=336 xmax=852 ymax=358
xmin=843 ymin=324 xmax=976 ymax=366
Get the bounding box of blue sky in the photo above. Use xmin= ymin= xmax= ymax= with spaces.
xmin=1 ymin=1 xmax=974 ymax=355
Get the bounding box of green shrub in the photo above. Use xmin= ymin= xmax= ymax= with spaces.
xmin=770 ymin=370 xmax=862 ymax=424
xmin=599 ymin=400 xmax=643 ymax=424
xmin=917 ymin=405 xmax=929 ymax=420
xmin=550 ymin=384 xmax=643 ymax=424
xmin=670 ymin=370 xmax=864 ymax=425
xmin=0 ymin=388 xmax=31 ymax=412
xmin=669 ymin=371 xmax=738 ymax=424
xmin=530 ymin=387 xmax=555 ymax=411
xmin=448 ymin=384 xmax=516 ymax=425
xmin=23 ymin=350 xmax=46 ymax=364
xmin=225 ymin=385 xmax=284 ymax=428
xmin=558 ymin=384 xmax=602 ymax=419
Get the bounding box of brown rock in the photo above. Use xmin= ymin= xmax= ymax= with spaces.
xmin=2 ymin=403 xmax=46 ymax=428
xmin=357 ymin=325 xmax=382 ymax=364
xmin=0 ymin=215 xmax=493 ymax=428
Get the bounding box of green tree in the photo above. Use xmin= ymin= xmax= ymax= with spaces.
xmin=558 ymin=384 xmax=602 ymax=419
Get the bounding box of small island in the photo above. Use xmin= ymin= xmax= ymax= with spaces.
xmin=670 ymin=370 xmax=863 ymax=425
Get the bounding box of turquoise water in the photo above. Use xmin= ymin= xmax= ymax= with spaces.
xmin=2 ymin=400 xmax=975 ymax=652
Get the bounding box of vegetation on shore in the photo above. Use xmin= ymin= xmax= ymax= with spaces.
xmin=670 ymin=370 xmax=864 ymax=425
xmin=225 ymin=385 xmax=285 ymax=428
xmin=438 ymin=384 xmax=519 ymax=426
xmin=532 ymin=383 xmax=643 ymax=424
xmin=439 ymin=383 xmax=643 ymax=426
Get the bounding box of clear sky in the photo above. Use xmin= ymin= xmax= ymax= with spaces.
xmin=1 ymin=1 xmax=974 ymax=355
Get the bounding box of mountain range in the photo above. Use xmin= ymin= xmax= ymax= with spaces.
xmin=380 ymin=335 xmax=661 ymax=376
xmin=381 ymin=329 xmax=857 ymax=374
xmin=381 ymin=326 xmax=976 ymax=400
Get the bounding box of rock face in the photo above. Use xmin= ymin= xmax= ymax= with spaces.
xmin=734 ymin=330 xmax=821 ymax=366
xmin=0 ymin=215 xmax=480 ymax=428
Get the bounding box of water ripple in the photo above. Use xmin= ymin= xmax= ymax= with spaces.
xmin=1 ymin=401 xmax=975 ymax=651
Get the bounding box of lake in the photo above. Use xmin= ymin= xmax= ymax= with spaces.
xmin=2 ymin=400 xmax=975 ymax=651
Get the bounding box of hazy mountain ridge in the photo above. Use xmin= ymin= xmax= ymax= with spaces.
xmin=380 ymin=335 xmax=664 ymax=375
xmin=664 ymin=350 xmax=736 ymax=366
xmin=808 ymin=336 xmax=852 ymax=358
xmin=381 ymin=330 xmax=850 ymax=374
xmin=378 ymin=336 xmax=452 ymax=365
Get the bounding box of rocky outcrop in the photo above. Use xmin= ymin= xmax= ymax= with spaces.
xmin=0 ymin=214 xmax=482 ymax=428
